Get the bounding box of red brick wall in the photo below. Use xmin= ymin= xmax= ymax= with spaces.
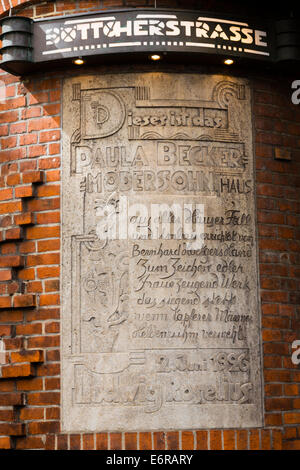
xmin=0 ymin=0 xmax=299 ymax=450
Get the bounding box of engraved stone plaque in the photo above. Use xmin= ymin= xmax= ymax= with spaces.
xmin=62 ymin=73 xmax=263 ymax=432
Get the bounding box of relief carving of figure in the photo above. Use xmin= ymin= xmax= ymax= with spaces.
xmin=80 ymin=196 xmax=129 ymax=352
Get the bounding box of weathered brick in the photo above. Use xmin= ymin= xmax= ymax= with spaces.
xmin=44 ymin=321 xmax=60 ymax=333
xmin=82 ymin=434 xmax=95 ymax=450
xmin=28 ymin=92 xmax=49 ymax=106
xmin=11 ymin=350 xmax=44 ymax=363
xmin=1 ymin=242 xmax=17 ymax=255
xmin=95 ymin=433 xmax=108 ymax=450
xmin=19 ymin=133 xmax=38 ymax=146
xmin=181 ymin=431 xmax=194 ymax=450
xmin=27 ymin=335 xmax=60 ymax=349
xmin=139 ymin=432 xmax=152 ymax=450
xmin=39 ymin=130 xmax=61 ymax=143
xmin=16 ymin=378 xmax=44 ymax=392
xmin=0 ymin=423 xmax=25 ymax=436
xmin=223 ymin=430 xmax=236 ymax=450
xmin=26 ymin=253 xmax=59 ymax=266
xmin=210 ymin=430 xmax=222 ymax=450
xmin=45 ymin=170 xmax=60 ymax=182
xmin=45 ymin=378 xmax=60 ymax=391
xmin=272 ymin=430 xmax=282 ymax=450
xmin=0 ymin=201 xmax=23 ymax=215
xmin=57 ymin=434 xmax=68 ymax=450
xmin=4 ymin=227 xmax=23 ymax=240
xmin=0 ymin=324 xmax=12 ymax=336
xmin=0 ymin=310 xmax=23 ymax=323
xmin=28 ymin=117 xmax=60 ymax=132
xmin=26 ymin=281 xmax=43 ymax=294
xmin=37 ymin=266 xmax=60 ymax=279
xmin=27 ymin=421 xmax=59 ymax=435
xmin=28 ymin=145 xmax=47 ymax=158
xmin=9 ymin=122 xmax=27 ymax=134
xmin=18 ymin=268 xmax=35 ymax=280
xmin=13 ymin=294 xmax=36 ymax=308
xmin=284 ymin=412 xmax=300 ymax=424
xmin=249 ymin=430 xmax=260 ymax=450
xmin=0 ymin=188 xmax=13 ymax=200
xmin=39 ymin=294 xmax=60 ymax=306
xmin=27 ymin=197 xmax=60 ymax=212
xmin=0 ymin=381 xmax=14 ymax=392
xmin=1 ymin=363 xmax=35 ymax=378
xmin=15 ymin=437 xmax=45 ymax=450
xmin=26 ymin=226 xmax=60 ymax=240
xmin=27 ymin=392 xmax=60 ymax=406
xmin=196 ymin=430 xmax=208 ymax=450
xmin=265 ymin=413 xmax=282 ymax=426
xmin=6 ymin=173 xmax=20 ymax=186
xmin=0 ymin=111 xmax=18 ymax=123
xmin=261 ymin=430 xmax=271 ymax=450
xmin=1 ymin=136 xmax=17 ymax=149
xmin=0 ymin=297 xmax=12 ymax=309
xmin=70 ymin=434 xmax=81 ymax=450
xmin=22 ymin=171 xmax=44 ymax=184
xmin=265 ymin=398 xmax=293 ymax=411
xmin=282 ymin=440 xmax=300 ymax=450
xmin=166 ymin=431 xmax=179 ymax=450
xmin=21 ymin=108 xmax=42 ymax=119
xmin=38 ymin=239 xmax=60 ymax=252
xmin=14 ymin=212 xmax=34 ymax=225
xmin=45 ymin=434 xmax=55 ymax=450
xmin=0 ymin=392 xmax=25 ymax=406
xmin=46 ymin=407 xmax=60 ymax=419
xmin=15 ymin=185 xmax=34 ymax=198
xmin=36 ymin=185 xmax=60 ymax=197
xmin=110 ymin=433 xmax=122 ymax=450
xmin=0 ymin=437 xmax=11 ymax=449
xmin=3 ymin=337 xmax=23 ymax=351
xmin=0 ymin=125 xmax=9 ymax=137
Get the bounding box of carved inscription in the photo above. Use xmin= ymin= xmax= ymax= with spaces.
xmin=62 ymin=74 xmax=263 ymax=432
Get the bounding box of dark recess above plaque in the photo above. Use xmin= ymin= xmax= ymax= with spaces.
xmin=276 ymin=19 xmax=300 ymax=61
xmin=0 ymin=9 xmax=299 ymax=76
